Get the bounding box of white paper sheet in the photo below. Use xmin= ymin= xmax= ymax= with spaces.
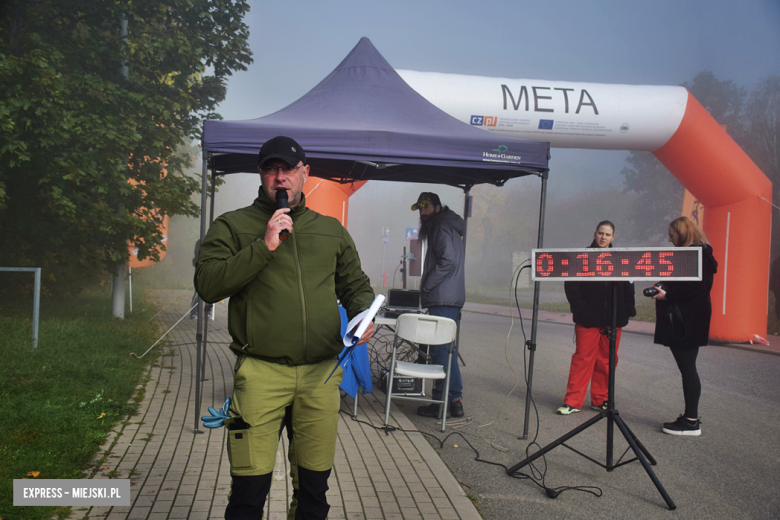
xmin=343 ymin=294 xmax=385 ymax=346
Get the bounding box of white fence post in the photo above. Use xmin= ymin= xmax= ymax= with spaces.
xmin=0 ymin=267 xmax=42 ymax=348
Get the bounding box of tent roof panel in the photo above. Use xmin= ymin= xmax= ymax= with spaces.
xmin=202 ymin=37 xmax=549 ymax=186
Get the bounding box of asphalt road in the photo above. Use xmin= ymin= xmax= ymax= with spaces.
xmin=396 ymin=311 xmax=780 ymax=519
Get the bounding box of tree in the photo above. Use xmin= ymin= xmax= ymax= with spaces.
xmin=743 ymin=75 xmax=780 ymax=256
xmin=621 ymin=151 xmax=684 ymax=241
xmin=544 ymin=186 xmax=639 ymax=247
xmin=622 ymin=70 xmax=748 ymax=242
xmin=465 ymin=181 xmax=540 ymax=286
xmin=0 ymin=0 xmax=252 ymax=294
xmin=681 ymin=70 xmax=747 ymax=137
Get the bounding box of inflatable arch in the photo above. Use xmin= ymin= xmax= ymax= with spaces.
xmin=391 ymin=70 xmax=772 ymax=342
xmin=303 ymin=177 xmax=366 ymax=228
xmin=304 ymin=71 xmax=771 ymax=342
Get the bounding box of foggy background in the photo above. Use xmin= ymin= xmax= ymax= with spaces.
xmin=136 ymin=0 xmax=780 ymax=306
xmin=154 ymin=158 xmax=650 ymax=305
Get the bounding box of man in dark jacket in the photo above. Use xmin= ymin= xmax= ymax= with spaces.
xmin=412 ymin=192 xmax=466 ymax=418
xmin=195 ymin=136 xmax=375 ymax=520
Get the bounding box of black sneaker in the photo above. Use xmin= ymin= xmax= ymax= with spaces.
xmin=417 ymin=403 xmax=449 ymax=418
xmin=450 ymin=399 xmax=464 ymax=418
xmin=662 ymin=415 xmax=701 ymax=436
xmin=591 ymin=401 xmax=608 ymax=411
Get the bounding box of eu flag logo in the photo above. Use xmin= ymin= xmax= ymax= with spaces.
xmin=538 ymin=120 xmax=554 ymax=130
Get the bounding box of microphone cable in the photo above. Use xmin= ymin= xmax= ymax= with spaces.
xmin=337 ymin=396 xmax=601 ymax=500
xmin=345 ymin=261 xmax=601 ymax=501
xmin=505 ymin=262 xmax=603 ymax=500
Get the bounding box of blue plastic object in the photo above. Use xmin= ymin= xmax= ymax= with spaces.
xmin=327 ymin=306 xmax=374 ymax=396
xmin=325 ymin=306 xmax=352 ymax=384
xmin=201 ymin=397 xmax=232 ymax=429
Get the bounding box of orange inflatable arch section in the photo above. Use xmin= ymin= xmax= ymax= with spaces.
xmin=302 ymin=177 xmax=367 ymax=229
xmin=653 ymin=93 xmax=772 ymax=341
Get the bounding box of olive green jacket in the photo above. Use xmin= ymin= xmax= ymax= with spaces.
xmin=194 ymin=190 xmax=374 ymax=365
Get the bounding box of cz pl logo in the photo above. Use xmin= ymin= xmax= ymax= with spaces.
xmin=471 ymin=115 xmax=497 ymax=127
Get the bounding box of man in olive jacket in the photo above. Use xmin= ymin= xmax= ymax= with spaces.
xmin=195 ymin=136 xmax=375 ymax=520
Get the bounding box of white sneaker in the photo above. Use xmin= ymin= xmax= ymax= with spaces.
xmin=556 ymin=405 xmax=580 ymax=415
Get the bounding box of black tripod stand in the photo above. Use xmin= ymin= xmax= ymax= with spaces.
xmin=508 ymin=283 xmax=676 ymax=510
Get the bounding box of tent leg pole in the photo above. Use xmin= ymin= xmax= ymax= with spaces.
xmin=456 ymin=186 xmax=472 ymax=367
xmin=521 ymin=170 xmax=548 ymax=440
xmin=194 ymin=151 xmax=210 ymax=435
xmin=201 ymin=170 xmax=218 ymax=383
xmin=461 ymin=186 xmax=471 ymax=252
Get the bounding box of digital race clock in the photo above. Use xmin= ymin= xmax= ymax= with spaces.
xmin=531 ymin=247 xmax=702 ymax=282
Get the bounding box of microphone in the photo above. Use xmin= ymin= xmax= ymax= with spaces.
xmin=275 ymin=189 xmax=289 ymax=241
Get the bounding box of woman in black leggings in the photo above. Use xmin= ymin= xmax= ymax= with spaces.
xmin=651 ymin=216 xmax=718 ymax=436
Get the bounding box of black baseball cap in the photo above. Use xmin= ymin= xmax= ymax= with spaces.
xmin=411 ymin=192 xmax=441 ymax=211
xmin=258 ymin=136 xmax=306 ymax=168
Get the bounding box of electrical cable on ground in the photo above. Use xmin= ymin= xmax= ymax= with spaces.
xmin=357 ymin=262 xmax=603 ymax=501
xmin=466 ymin=260 xmax=531 ymax=452
xmin=431 ymin=262 xmax=533 ymax=452
xmin=145 ymin=285 xmax=195 ymax=323
xmin=130 ymin=304 xmax=197 ymax=359
xmin=504 ymin=263 xmax=603 ymax=500
xmin=338 ymin=395 xmax=600 ymax=500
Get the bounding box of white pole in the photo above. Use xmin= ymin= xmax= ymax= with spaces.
xmin=112 ymin=17 xmax=129 ymax=319
xmin=0 ymin=267 xmax=41 ymax=348
xmin=32 ymin=268 xmax=40 ymax=348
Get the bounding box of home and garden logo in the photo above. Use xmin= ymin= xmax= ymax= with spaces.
xmin=483 ymin=144 xmax=521 ymax=163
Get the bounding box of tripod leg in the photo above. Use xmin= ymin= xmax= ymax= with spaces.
xmin=619 ymin=417 xmax=657 ymax=465
xmin=613 ymin=415 xmax=676 ymax=510
xmin=508 ymin=413 xmax=604 ymax=474
xmin=607 ymin=413 xmax=614 ymax=469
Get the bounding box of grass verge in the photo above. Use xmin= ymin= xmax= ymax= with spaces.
xmin=0 ymin=286 xmax=161 ymax=520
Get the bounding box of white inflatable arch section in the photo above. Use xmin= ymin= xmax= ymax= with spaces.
xmin=398 ymin=70 xmax=772 ymax=342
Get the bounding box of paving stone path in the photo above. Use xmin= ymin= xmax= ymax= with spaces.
xmin=67 ymin=290 xmax=481 ymax=520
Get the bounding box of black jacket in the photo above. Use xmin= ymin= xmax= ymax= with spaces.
xmin=564 ymin=240 xmax=636 ymax=329
xmin=421 ymin=208 xmax=466 ymax=308
xmin=654 ymin=244 xmax=717 ymax=348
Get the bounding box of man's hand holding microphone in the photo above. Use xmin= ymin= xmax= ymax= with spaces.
xmin=264 ymin=188 xmax=292 ymax=252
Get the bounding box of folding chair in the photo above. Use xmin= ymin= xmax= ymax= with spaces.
xmin=383 ymin=313 xmax=458 ymax=432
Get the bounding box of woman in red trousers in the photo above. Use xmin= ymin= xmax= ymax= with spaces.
xmin=557 ymin=221 xmax=636 ymax=415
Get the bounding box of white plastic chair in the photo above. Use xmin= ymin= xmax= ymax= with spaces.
xmin=383 ymin=314 xmax=458 ymax=432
